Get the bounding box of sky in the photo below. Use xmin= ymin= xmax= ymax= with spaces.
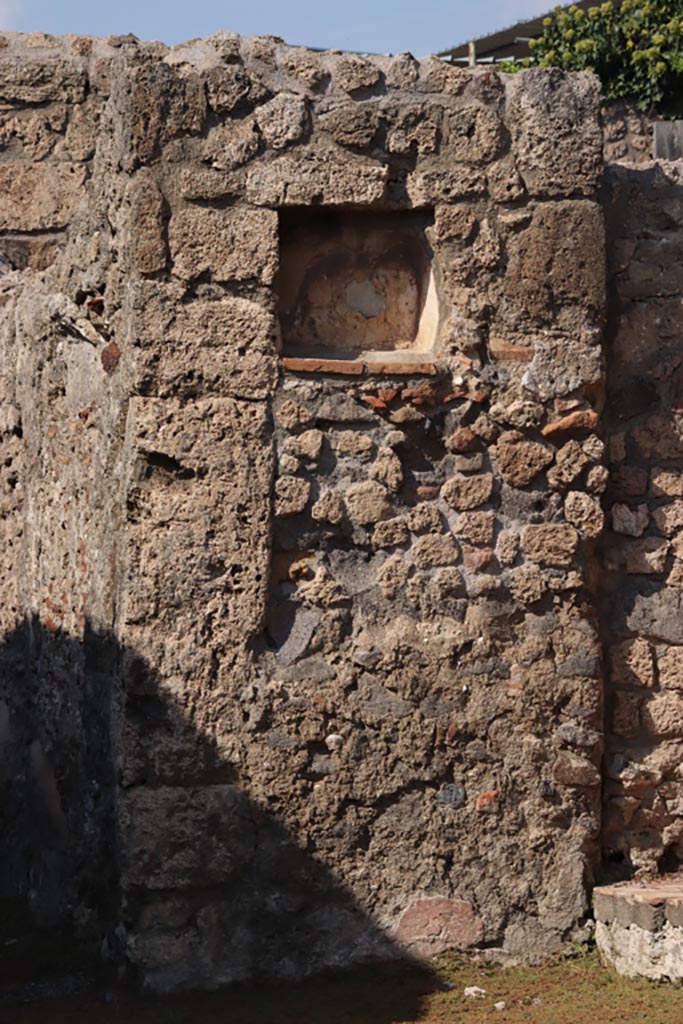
xmin=0 ymin=0 xmax=556 ymax=56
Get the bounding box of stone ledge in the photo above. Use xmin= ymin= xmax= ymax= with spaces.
xmin=595 ymin=876 xmax=683 ymax=980
xmin=281 ymin=356 xmax=438 ymax=377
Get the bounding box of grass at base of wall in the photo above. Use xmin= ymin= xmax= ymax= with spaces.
xmin=6 ymin=949 xmax=683 ymax=1024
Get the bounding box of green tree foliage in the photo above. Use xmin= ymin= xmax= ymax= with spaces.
xmin=506 ymin=1 xmax=683 ymax=110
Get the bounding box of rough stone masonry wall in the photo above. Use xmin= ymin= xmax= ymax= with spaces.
xmin=0 ymin=32 xmax=608 ymax=991
xmin=602 ymin=156 xmax=683 ymax=879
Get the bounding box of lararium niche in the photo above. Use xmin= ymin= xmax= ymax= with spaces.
xmin=278 ymin=208 xmax=441 ymax=362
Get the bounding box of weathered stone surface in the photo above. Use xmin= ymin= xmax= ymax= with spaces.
xmin=658 ymin=647 xmax=683 ymax=690
xmin=286 ymin=429 xmax=323 ymax=462
xmin=622 ymin=587 xmax=683 ymax=645
xmin=505 ymin=202 xmax=605 ymax=328
xmin=318 ymin=103 xmax=379 ymax=148
xmin=0 ymin=31 xmax=613 ymax=995
xmin=376 ymin=554 xmax=410 ymax=597
xmin=612 ymin=503 xmax=649 ymax=537
xmin=0 ymin=52 xmax=86 ymax=102
xmin=406 ymin=504 xmax=443 ymax=535
xmin=564 ymin=491 xmax=604 ymax=539
xmin=506 ymin=564 xmax=547 ymax=605
xmin=370 ymin=447 xmax=403 ymax=493
xmin=0 ymin=164 xmax=86 ymax=230
xmin=522 ymin=524 xmax=579 ymax=567
xmin=255 ymin=93 xmax=310 ymax=149
xmin=553 ymin=751 xmax=601 ymax=788
xmin=275 ymin=475 xmax=311 ymax=516
xmin=604 ymin=537 xmax=669 ymax=576
xmin=412 ymin=533 xmax=459 ymax=568
xmin=335 ymin=54 xmax=381 ymax=93
xmin=441 ymin=474 xmax=494 ymax=511
xmin=202 ymin=119 xmax=261 ymax=170
xmin=345 ymin=481 xmax=392 ymax=525
xmin=492 ymin=431 xmax=553 ymax=487
xmin=653 ymin=501 xmax=683 ymax=537
xmin=642 ymin=693 xmax=683 ymax=738
xmin=393 ymin=897 xmax=484 ymax=957
xmin=133 ymin=291 xmax=279 ymax=399
xmin=525 ymin=337 xmax=604 ymax=401
xmin=609 ymin=639 xmax=655 ymax=689
xmin=246 ymin=148 xmax=387 ymax=206
xmin=169 ymin=206 xmax=278 ymax=283
xmin=125 ymin=171 xmax=167 ymax=274
xmin=454 ymin=511 xmax=495 ymax=547
xmin=445 ymin=105 xmax=503 ymax=164
xmin=372 ymin=516 xmax=409 ymax=549
xmin=311 ymin=489 xmax=345 ymax=525
xmin=505 ymin=69 xmax=602 ymax=197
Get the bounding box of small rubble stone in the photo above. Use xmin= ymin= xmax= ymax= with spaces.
xmin=496 ymin=530 xmax=519 ymax=566
xmin=412 ymin=533 xmax=459 ymax=568
xmin=203 ymin=119 xmax=261 ymax=171
xmin=604 ymin=538 xmax=669 ymax=575
xmin=492 ymin=430 xmax=553 ymax=487
xmin=255 ymin=93 xmax=310 ymax=149
xmin=608 ymin=639 xmax=655 ymax=688
xmin=275 ymin=475 xmax=311 ymax=517
xmin=522 ymin=524 xmax=579 ymax=567
xmin=651 ymin=469 xmax=683 ymax=498
xmin=658 ymin=647 xmax=683 ymax=689
xmin=653 ymin=501 xmax=683 ymax=537
xmin=452 ymin=453 xmax=485 ymax=473
xmin=547 ymin=440 xmax=590 ymax=491
xmin=335 ymin=54 xmax=381 ymax=93
xmin=462 ymin=546 xmax=494 ymax=571
xmin=506 ymin=564 xmax=547 ymax=605
xmin=279 ymin=453 xmax=299 ymax=474
xmin=345 ymin=481 xmax=392 ymax=525
xmin=552 ymin=751 xmax=600 ymax=787
xmin=587 ymin=465 xmax=610 ymax=494
xmin=373 ymin=517 xmax=409 ymax=549
xmin=377 ymin=555 xmax=410 ymax=598
xmin=642 ymin=693 xmax=683 ymax=738
xmin=406 ymin=504 xmax=444 ymax=535
xmin=432 ymin=567 xmax=466 ymax=598
xmin=286 ymin=429 xmax=324 ymax=462
xmin=564 ymin=491 xmax=604 ymax=539
xmin=371 ymin=447 xmax=403 ymax=493
xmin=311 ymin=489 xmax=345 ymax=525
xmin=319 ymin=104 xmax=379 ymax=147
xmin=612 ymin=503 xmax=649 ymax=537
xmin=455 ymin=511 xmax=495 ymax=547
xmin=335 ymin=430 xmax=374 ymax=459
xmin=277 ymin=399 xmax=314 ymax=431
xmin=441 ymin=474 xmax=494 ymax=511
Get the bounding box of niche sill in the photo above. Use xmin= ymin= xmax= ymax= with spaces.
xmin=281 ymin=356 xmax=437 ymax=377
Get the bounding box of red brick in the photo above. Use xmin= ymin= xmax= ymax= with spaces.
xmin=542 ymin=409 xmax=600 ymax=436
xmin=282 ymin=357 xmax=364 ymax=375
xmin=488 ymin=337 xmax=534 ymax=362
xmin=365 ymin=360 xmax=437 ymax=376
xmin=462 ymin=546 xmax=494 ymax=571
xmin=101 ymin=341 xmax=121 ymax=374
xmin=475 ymin=789 xmax=498 ymax=810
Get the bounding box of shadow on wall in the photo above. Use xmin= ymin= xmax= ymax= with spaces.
xmin=600 ymin=160 xmax=683 ymax=880
xmin=0 ymin=616 xmax=438 ymax=1010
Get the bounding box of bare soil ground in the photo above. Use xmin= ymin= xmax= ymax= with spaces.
xmin=5 ymin=950 xmax=683 ymax=1024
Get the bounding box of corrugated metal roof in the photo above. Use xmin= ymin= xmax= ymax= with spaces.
xmin=438 ymin=0 xmax=623 ymax=63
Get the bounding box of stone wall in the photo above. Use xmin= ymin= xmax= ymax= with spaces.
xmin=0 ymin=32 xmax=611 ymax=992
xmin=602 ymin=159 xmax=683 ymax=880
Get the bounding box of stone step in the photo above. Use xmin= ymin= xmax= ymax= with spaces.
xmin=594 ymin=876 xmax=683 ymax=981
